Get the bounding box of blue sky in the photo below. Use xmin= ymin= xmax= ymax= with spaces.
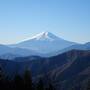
xmin=0 ymin=0 xmax=90 ymax=44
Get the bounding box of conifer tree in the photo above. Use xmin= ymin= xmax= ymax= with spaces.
xmin=23 ymin=69 xmax=32 ymax=90
xmin=37 ymin=79 xmax=44 ymax=90
xmin=87 ymin=79 xmax=90 ymax=90
xmin=14 ymin=74 xmax=24 ymax=89
xmin=0 ymin=65 xmax=5 ymax=89
xmin=48 ymin=83 xmax=55 ymax=90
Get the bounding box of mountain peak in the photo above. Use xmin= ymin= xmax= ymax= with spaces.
xmin=11 ymin=32 xmax=76 ymax=53
xmin=41 ymin=31 xmax=53 ymax=35
xmin=29 ymin=31 xmax=60 ymax=41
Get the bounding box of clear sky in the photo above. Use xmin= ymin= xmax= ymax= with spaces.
xmin=0 ymin=0 xmax=90 ymax=44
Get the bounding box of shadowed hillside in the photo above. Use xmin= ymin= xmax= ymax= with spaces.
xmin=0 ymin=50 xmax=90 ymax=90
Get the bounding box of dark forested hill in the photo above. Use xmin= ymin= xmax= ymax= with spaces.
xmin=0 ymin=50 xmax=90 ymax=90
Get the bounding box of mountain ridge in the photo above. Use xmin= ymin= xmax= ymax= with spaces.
xmin=0 ymin=49 xmax=90 ymax=90
xmin=10 ymin=32 xmax=76 ymax=53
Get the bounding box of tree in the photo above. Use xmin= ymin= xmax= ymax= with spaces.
xmin=13 ymin=74 xmax=24 ymax=89
xmin=0 ymin=65 xmax=4 ymax=89
xmin=48 ymin=83 xmax=55 ymax=90
xmin=23 ymin=69 xmax=32 ymax=90
xmin=37 ymin=79 xmax=44 ymax=90
xmin=86 ymin=79 xmax=90 ymax=90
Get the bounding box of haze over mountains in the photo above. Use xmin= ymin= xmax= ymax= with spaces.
xmin=0 ymin=32 xmax=90 ymax=59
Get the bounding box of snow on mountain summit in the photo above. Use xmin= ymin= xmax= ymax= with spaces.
xmin=11 ymin=32 xmax=76 ymax=53
xmin=29 ymin=31 xmax=60 ymax=41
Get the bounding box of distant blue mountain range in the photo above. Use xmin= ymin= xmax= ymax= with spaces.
xmin=0 ymin=32 xmax=90 ymax=59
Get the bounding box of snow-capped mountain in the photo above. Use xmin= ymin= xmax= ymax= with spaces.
xmin=11 ymin=32 xmax=76 ymax=53
xmin=0 ymin=32 xmax=90 ymax=59
xmin=28 ymin=31 xmax=60 ymax=41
